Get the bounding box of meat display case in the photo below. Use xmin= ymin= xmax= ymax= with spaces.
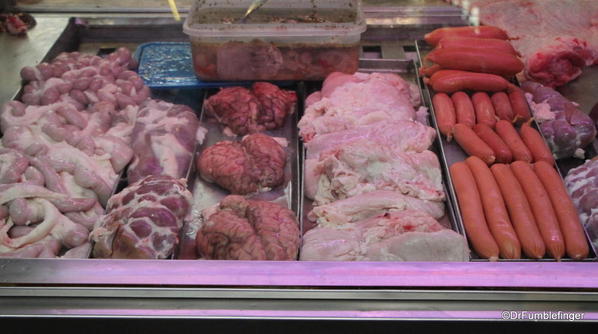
xmin=1 ymin=8 xmax=598 ymax=324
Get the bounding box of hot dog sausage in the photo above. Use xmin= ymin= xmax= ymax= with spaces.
xmin=491 ymin=92 xmax=515 ymax=122
xmin=419 ymin=64 xmax=442 ymax=77
xmin=508 ymin=85 xmax=532 ymax=122
xmin=453 ymin=123 xmax=496 ymax=165
xmin=472 ymin=92 xmax=497 ymax=128
xmin=437 ymin=36 xmax=518 ymax=56
xmin=432 ymin=93 xmax=457 ymax=140
xmin=511 ymin=161 xmax=565 ymax=260
xmin=450 ymin=161 xmax=500 ymax=260
xmin=474 ymin=124 xmax=513 ymax=163
xmin=429 ymin=70 xmax=511 ymax=93
xmin=465 ymin=156 xmax=521 ymax=259
xmin=519 ymin=121 xmax=555 ymax=165
xmin=491 ymin=164 xmax=545 ymax=259
xmin=533 ymin=161 xmax=589 ymax=260
xmin=451 ymin=92 xmax=476 ymax=128
xmin=495 ymin=120 xmax=533 ymax=162
xmin=426 ymin=48 xmax=523 ymax=77
xmin=424 ymin=26 xmax=509 ymax=46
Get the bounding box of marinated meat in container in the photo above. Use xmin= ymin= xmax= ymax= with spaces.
xmin=182 ymin=0 xmax=366 ymax=81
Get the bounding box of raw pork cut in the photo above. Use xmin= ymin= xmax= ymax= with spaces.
xmin=465 ymin=0 xmax=598 ymax=87
xmin=305 ymin=139 xmax=445 ymax=205
xmin=565 ymin=159 xmax=598 ymax=246
xmin=0 ymin=100 xmax=136 ymax=205
xmin=19 ymin=48 xmax=148 ymax=110
xmin=298 ymin=72 xmax=424 ymax=141
xmin=308 ymin=190 xmax=445 ymax=226
xmin=196 ymin=195 xmax=300 ymax=260
xmin=521 ymin=81 xmax=596 ymax=159
xmin=300 ymin=210 xmax=469 ymax=261
xmin=127 ymin=99 xmax=204 ymax=184
xmin=197 ymin=133 xmax=286 ymax=194
xmin=204 ymin=82 xmax=296 ymax=136
xmin=91 ymin=175 xmax=192 ymax=259
xmin=0 ymin=48 xmax=205 ymax=259
xmin=305 ymin=120 xmax=436 ymax=159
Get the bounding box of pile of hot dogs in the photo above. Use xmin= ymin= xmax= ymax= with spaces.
xmin=451 ymin=157 xmax=588 ymax=260
xmin=423 ymin=26 xmax=590 ymax=260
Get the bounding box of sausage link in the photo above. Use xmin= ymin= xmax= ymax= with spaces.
xmin=472 ymin=92 xmax=497 ymax=128
xmin=432 ymin=93 xmax=457 ymax=140
xmin=426 ymin=48 xmax=523 ymax=77
xmin=474 ymin=124 xmax=513 ymax=163
xmin=519 ymin=121 xmax=555 ymax=165
xmin=508 ymin=85 xmax=532 ymax=122
xmin=533 ymin=161 xmax=589 ymax=260
xmin=495 ymin=120 xmax=533 ymax=162
xmin=466 ymin=156 xmax=521 ymax=259
xmin=419 ymin=64 xmax=442 ymax=77
xmin=450 ymin=161 xmax=499 ymax=260
xmin=451 ymin=92 xmax=476 ymax=128
xmin=453 ymin=124 xmax=496 ymax=165
xmin=491 ymin=164 xmax=545 ymax=259
xmin=429 ymin=70 xmax=511 ymax=93
xmin=437 ymin=36 xmax=518 ymax=56
xmin=491 ymin=92 xmax=515 ymax=121
xmin=511 ymin=161 xmax=565 ymax=260
xmin=424 ymin=26 xmax=509 ymax=46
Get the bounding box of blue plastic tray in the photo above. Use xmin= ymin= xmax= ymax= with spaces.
xmin=134 ymin=42 xmax=294 ymax=89
xmin=134 ymin=42 xmax=251 ymax=89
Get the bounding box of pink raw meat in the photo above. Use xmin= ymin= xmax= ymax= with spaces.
xmin=300 ymin=210 xmax=469 ymax=261
xmin=298 ymin=72 xmax=422 ymax=141
xmin=196 ymin=195 xmax=300 ymax=260
xmin=469 ymin=0 xmax=598 ymax=87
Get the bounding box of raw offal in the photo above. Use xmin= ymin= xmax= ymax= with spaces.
xmin=300 ymin=210 xmax=469 ymax=261
xmin=298 ymin=72 xmax=425 ymax=142
xmin=304 ymin=139 xmax=445 ymax=205
xmin=196 ymin=195 xmax=300 ymax=260
xmin=0 ymin=48 xmax=203 ymax=258
xmin=91 ymin=175 xmax=193 ymax=259
xmin=308 ymin=190 xmax=446 ymax=226
xmin=19 ymin=48 xmax=148 ymax=110
xmin=192 ymin=41 xmax=359 ymax=81
xmin=197 ymin=133 xmax=286 ymax=195
xmin=204 ymin=82 xmax=296 ymax=136
xmin=305 ymin=120 xmax=436 ymax=159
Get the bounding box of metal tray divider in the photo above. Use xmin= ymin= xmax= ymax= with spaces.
xmin=414 ymin=40 xmax=467 ymax=239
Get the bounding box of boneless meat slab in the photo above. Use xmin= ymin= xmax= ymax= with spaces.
xmin=522 ymin=81 xmax=596 ymax=159
xmin=127 ymin=99 xmax=204 ymax=184
xmin=301 ymin=210 xmax=469 ymax=261
xmin=196 ymin=195 xmax=300 ymax=260
xmin=91 ymin=175 xmax=192 ymax=259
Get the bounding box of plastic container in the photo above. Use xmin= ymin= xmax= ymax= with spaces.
xmin=182 ymin=0 xmax=366 ymax=81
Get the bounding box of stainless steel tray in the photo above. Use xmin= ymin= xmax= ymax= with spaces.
xmin=178 ymin=86 xmax=302 ymax=260
xmin=300 ymin=58 xmax=462 ymax=251
xmin=415 ymin=40 xmax=598 ymax=261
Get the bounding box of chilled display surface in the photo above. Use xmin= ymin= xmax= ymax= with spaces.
xmin=1 ymin=8 xmax=598 ymax=320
